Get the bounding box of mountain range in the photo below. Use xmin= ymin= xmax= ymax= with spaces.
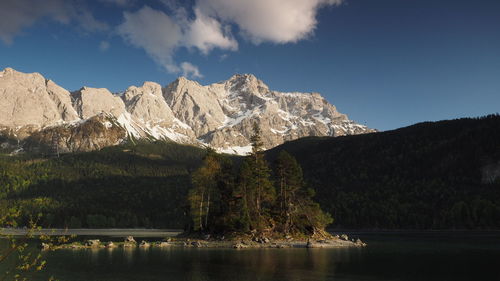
xmin=0 ymin=67 xmax=374 ymax=155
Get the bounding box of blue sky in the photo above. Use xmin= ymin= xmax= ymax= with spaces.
xmin=1 ymin=0 xmax=499 ymax=131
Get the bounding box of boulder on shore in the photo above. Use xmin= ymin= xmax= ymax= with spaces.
xmin=156 ymin=242 xmax=170 ymax=248
xmin=84 ymin=239 xmax=101 ymax=247
xmin=191 ymin=241 xmax=202 ymax=248
xmin=125 ymin=236 xmax=136 ymax=243
xmin=233 ymin=243 xmax=247 ymax=249
xmin=355 ymin=238 xmax=367 ymax=247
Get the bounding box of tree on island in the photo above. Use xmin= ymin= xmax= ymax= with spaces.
xmin=274 ymin=150 xmax=333 ymax=235
xmin=187 ymin=123 xmax=333 ymax=238
xmin=189 ymin=148 xmax=239 ymax=233
xmin=237 ymin=123 xmax=276 ymax=232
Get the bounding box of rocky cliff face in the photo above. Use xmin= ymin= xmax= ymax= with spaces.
xmin=0 ymin=68 xmax=78 ymax=131
xmin=25 ymin=113 xmax=127 ymax=153
xmin=0 ymin=68 xmax=375 ymax=155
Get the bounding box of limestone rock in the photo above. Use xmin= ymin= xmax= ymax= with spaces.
xmin=163 ymin=77 xmax=226 ymax=137
xmin=124 ymin=236 xmax=136 ymax=243
xmin=0 ymin=68 xmax=375 ymax=155
xmin=123 ymin=81 xmax=195 ymax=141
xmin=24 ymin=113 xmax=126 ymax=153
xmin=123 ymin=81 xmax=174 ymax=125
xmin=72 ymin=87 xmax=126 ymax=119
xmin=155 ymin=242 xmax=170 ymax=247
xmin=0 ymin=68 xmax=78 ymax=128
xmin=84 ymin=239 xmax=101 ymax=247
xmin=46 ymin=80 xmax=80 ymax=122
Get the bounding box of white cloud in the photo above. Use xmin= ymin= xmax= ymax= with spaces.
xmin=116 ymin=5 xmax=238 ymax=78
xmin=99 ymin=41 xmax=110 ymax=51
xmin=180 ymin=62 xmax=203 ymax=78
xmin=117 ymin=6 xmax=182 ymax=73
xmin=183 ymin=8 xmax=238 ymax=54
xmin=0 ymin=0 xmax=108 ymax=44
xmin=195 ymin=0 xmax=342 ymax=44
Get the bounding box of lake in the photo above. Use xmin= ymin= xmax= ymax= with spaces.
xmin=1 ymin=231 xmax=499 ymax=281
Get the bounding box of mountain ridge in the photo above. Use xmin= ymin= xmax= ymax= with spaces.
xmin=0 ymin=67 xmax=375 ymax=155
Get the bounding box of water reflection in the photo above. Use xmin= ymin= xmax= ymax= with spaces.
xmin=52 ymin=247 xmax=358 ymax=281
xmin=3 ymin=232 xmax=499 ymax=281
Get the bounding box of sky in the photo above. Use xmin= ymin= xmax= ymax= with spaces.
xmin=0 ymin=0 xmax=499 ymax=131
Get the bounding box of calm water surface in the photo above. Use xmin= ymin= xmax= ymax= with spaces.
xmin=2 ymin=232 xmax=499 ymax=281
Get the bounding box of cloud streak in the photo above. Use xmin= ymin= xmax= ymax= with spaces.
xmin=0 ymin=0 xmax=108 ymax=44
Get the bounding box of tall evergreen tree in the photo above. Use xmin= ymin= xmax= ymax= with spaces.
xmin=274 ymin=150 xmax=333 ymax=235
xmin=211 ymin=155 xmax=238 ymax=233
xmin=275 ymin=150 xmax=303 ymax=234
xmin=238 ymin=123 xmax=275 ymax=231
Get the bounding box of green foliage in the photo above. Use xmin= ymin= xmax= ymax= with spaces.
xmin=237 ymin=124 xmax=276 ymax=231
xmin=68 ymin=216 xmax=82 ymax=228
xmin=0 ymin=141 xmax=206 ymax=228
xmin=0 ymin=211 xmax=58 ymax=281
xmin=188 ymin=149 xmax=240 ymax=233
xmin=274 ymin=151 xmax=333 ymax=234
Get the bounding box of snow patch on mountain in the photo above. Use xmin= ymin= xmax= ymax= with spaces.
xmin=0 ymin=68 xmax=375 ymax=155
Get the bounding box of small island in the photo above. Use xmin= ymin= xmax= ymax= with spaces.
xmin=45 ymin=233 xmax=365 ymax=250
xmin=47 ymin=125 xmax=366 ymax=250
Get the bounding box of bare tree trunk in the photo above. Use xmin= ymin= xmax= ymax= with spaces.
xmin=243 ymin=183 xmax=252 ymax=229
xmin=199 ymin=191 xmax=204 ymax=231
xmin=280 ymin=170 xmax=285 ymax=213
xmin=256 ymin=185 xmax=261 ymax=218
xmin=205 ymin=192 xmax=210 ymax=229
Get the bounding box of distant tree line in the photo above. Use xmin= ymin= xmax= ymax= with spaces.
xmin=0 ymin=141 xmax=205 ymax=229
xmin=267 ymin=114 xmax=500 ymax=229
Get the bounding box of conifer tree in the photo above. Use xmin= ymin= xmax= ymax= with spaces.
xmin=211 ymin=155 xmax=238 ymax=233
xmin=238 ymin=123 xmax=275 ymax=231
xmin=274 ymin=150 xmax=333 ymax=235
xmin=275 ymin=150 xmax=303 ymax=234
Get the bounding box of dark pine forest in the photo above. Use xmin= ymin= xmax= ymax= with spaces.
xmin=0 ymin=115 xmax=499 ymax=230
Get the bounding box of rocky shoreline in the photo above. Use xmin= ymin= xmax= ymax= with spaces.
xmin=42 ymin=234 xmax=367 ymax=250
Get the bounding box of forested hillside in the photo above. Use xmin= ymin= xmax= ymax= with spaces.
xmin=0 ymin=141 xmax=206 ymax=228
xmin=267 ymin=115 xmax=500 ymax=229
xmin=1 ymin=115 xmax=499 ymax=229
